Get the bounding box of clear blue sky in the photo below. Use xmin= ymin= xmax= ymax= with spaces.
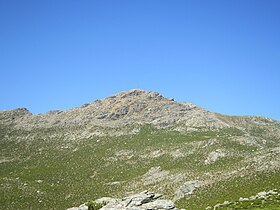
xmin=0 ymin=0 xmax=280 ymax=120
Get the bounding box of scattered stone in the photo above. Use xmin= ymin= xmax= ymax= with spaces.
xmin=239 ymin=197 xmax=249 ymax=201
xmin=211 ymin=189 xmax=280 ymax=209
xmin=67 ymin=203 xmax=88 ymax=210
xmin=213 ymin=203 xmax=221 ymax=210
xmin=95 ymin=197 xmax=120 ymax=205
xmin=142 ymin=166 xmax=169 ymax=185
xmin=115 ymin=150 xmax=134 ymax=160
xmin=257 ymin=191 xmax=267 ymax=198
xmin=170 ymin=149 xmax=185 ymax=159
xmin=205 ymin=150 xmax=225 ymax=164
xmin=174 ymin=180 xmax=202 ymax=200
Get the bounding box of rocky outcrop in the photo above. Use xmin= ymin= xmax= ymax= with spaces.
xmin=142 ymin=166 xmax=170 ymax=185
xmin=67 ymin=190 xmax=177 ymax=210
xmin=204 ymin=150 xmax=225 ymax=164
xmin=174 ymin=180 xmax=202 ymax=200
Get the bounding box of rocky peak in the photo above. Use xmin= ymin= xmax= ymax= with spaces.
xmin=119 ymin=88 xmax=148 ymax=98
xmin=0 ymin=89 xmax=229 ymax=130
xmin=11 ymin=108 xmax=31 ymax=115
xmin=105 ymin=89 xmax=170 ymax=102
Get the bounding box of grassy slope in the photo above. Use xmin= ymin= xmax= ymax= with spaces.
xmin=205 ymin=188 xmax=280 ymax=210
xmin=177 ymin=172 xmax=280 ymax=209
xmin=0 ymin=125 xmax=279 ymax=209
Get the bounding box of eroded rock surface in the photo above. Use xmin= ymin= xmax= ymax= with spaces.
xmin=204 ymin=150 xmax=225 ymax=164
xmin=174 ymin=180 xmax=202 ymax=200
xmin=142 ymin=166 xmax=170 ymax=185
xmin=67 ymin=190 xmax=177 ymax=210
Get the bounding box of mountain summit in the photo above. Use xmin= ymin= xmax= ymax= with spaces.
xmin=1 ymin=89 xmax=229 ymax=130
xmin=1 ymin=88 xmax=279 ymax=138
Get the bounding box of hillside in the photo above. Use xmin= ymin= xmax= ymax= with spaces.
xmin=0 ymin=89 xmax=280 ymax=209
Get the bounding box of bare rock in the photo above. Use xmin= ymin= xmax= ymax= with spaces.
xmin=132 ymin=102 xmax=148 ymax=112
xmin=67 ymin=203 xmax=88 ymax=210
xmin=205 ymin=150 xmax=225 ymax=164
xmin=95 ymin=190 xmax=176 ymax=210
xmin=141 ymin=199 xmax=175 ymax=209
xmin=142 ymin=166 xmax=170 ymax=185
xmin=174 ymin=180 xmax=202 ymax=200
xmin=2 ymin=89 xmax=230 ymax=131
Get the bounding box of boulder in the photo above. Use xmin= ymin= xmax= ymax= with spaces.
xmin=142 ymin=166 xmax=169 ymax=185
xmin=205 ymin=150 xmax=225 ymax=164
xmin=68 ymin=190 xmax=177 ymax=210
xmin=141 ymin=199 xmax=175 ymax=209
xmin=174 ymin=180 xmax=201 ymax=200
xmin=67 ymin=203 xmax=88 ymax=210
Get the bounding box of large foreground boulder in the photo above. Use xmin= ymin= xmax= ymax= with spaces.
xmin=67 ymin=190 xmax=178 ymax=210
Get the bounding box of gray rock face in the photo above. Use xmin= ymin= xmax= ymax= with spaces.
xmin=204 ymin=150 xmax=225 ymax=164
xmin=67 ymin=203 xmax=88 ymax=210
xmin=174 ymin=180 xmax=202 ymax=200
xmin=95 ymin=197 xmax=120 ymax=205
xmin=100 ymin=190 xmax=176 ymax=210
xmin=142 ymin=166 xmax=170 ymax=185
xmin=68 ymin=191 xmax=177 ymax=210
xmin=141 ymin=199 xmax=176 ymax=209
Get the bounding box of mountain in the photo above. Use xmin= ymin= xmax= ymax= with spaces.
xmin=0 ymin=89 xmax=227 ymax=129
xmin=0 ymin=89 xmax=280 ymax=210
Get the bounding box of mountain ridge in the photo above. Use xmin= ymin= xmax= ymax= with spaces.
xmin=2 ymin=89 xmax=278 ymax=120
xmin=0 ymin=89 xmax=229 ymax=130
xmin=1 ymin=89 xmax=279 ymax=138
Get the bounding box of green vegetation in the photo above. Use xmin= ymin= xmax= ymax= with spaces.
xmin=177 ymin=172 xmax=280 ymax=209
xmin=206 ymin=188 xmax=280 ymax=209
xmin=0 ymin=124 xmax=279 ymax=209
